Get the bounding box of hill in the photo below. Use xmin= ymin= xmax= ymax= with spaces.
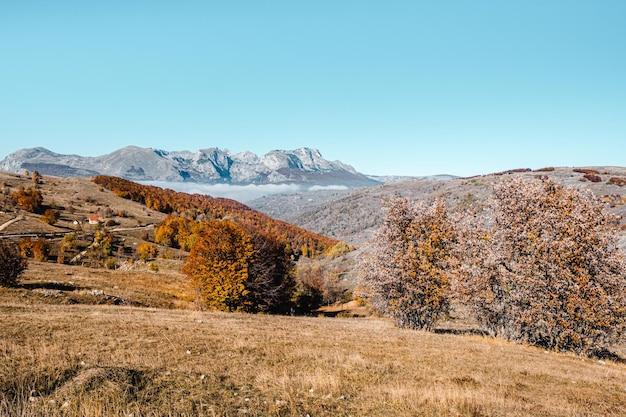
xmin=0 ymin=172 xmax=338 ymax=264
xmin=250 ymin=166 xmax=626 ymax=246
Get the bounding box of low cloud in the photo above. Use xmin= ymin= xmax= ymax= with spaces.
xmin=143 ymin=182 xmax=348 ymax=203
xmin=308 ymin=185 xmax=349 ymax=191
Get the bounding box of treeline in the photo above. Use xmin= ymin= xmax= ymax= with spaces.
xmin=92 ymin=175 xmax=337 ymax=257
xmin=359 ymin=178 xmax=626 ymax=356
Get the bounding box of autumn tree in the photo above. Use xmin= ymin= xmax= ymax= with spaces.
xmin=31 ymin=170 xmax=42 ymax=185
xmin=155 ymin=216 xmax=202 ymax=251
xmin=11 ymin=188 xmax=43 ymax=213
xmin=246 ymin=231 xmax=296 ymax=314
xmin=19 ymin=237 xmax=34 ymax=258
xmin=0 ymin=241 xmax=27 ymax=287
xmin=32 ymin=238 xmax=49 ymax=262
xmin=182 ymin=220 xmax=297 ymax=313
xmin=359 ymin=198 xmax=456 ymax=330
xmin=60 ymin=233 xmax=77 ymax=253
xmin=183 ymin=220 xmax=255 ymax=312
xmin=137 ymin=243 xmax=158 ymax=262
xmin=292 ymin=260 xmax=325 ymax=313
xmin=456 ymin=178 xmax=626 ymax=354
xmin=41 ymin=209 xmax=60 ymax=225
xmin=93 ymin=228 xmax=114 ymax=257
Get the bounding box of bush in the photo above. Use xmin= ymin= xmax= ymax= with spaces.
xmin=0 ymin=241 xmax=27 ymax=287
xmin=41 ymin=209 xmax=60 ymax=225
xmin=456 ymin=178 xmax=626 ymax=354
xmin=359 ymin=198 xmax=456 ymax=330
xmin=32 ymin=238 xmax=50 ymax=262
xmin=137 ymin=243 xmax=158 ymax=262
xmin=583 ymin=173 xmax=602 ymax=183
xmin=607 ymin=177 xmax=626 ymax=187
xmin=11 ymin=188 xmax=43 ymax=213
xmin=105 ymin=259 xmax=117 ymax=270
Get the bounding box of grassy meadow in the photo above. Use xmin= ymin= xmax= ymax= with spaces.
xmin=1 ymin=264 xmax=626 ymax=416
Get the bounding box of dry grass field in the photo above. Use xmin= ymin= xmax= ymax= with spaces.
xmin=2 ymin=263 xmax=626 ymax=416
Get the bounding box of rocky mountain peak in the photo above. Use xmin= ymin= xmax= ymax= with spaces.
xmin=0 ymin=146 xmax=379 ymax=188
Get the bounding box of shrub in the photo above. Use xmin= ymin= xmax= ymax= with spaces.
xmin=583 ymin=173 xmax=602 ymax=183
xmin=137 ymin=243 xmax=158 ymax=262
xmin=19 ymin=237 xmax=33 ymax=258
xmin=60 ymin=233 xmax=77 ymax=253
xmin=0 ymin=241 xmax=27 ymax=287
xmin=32 ymin=239 xmax=50 ymax=262
xmin=11 ymin=188 xmax=43 ymax=213
xmin=607 ymin=177 xmax=626 ymax=187
xmin=456 ymin=178 xmax=626 ymax=354
xmin=41 ymin=209 xmax=60 ymax=225
xmin=573 ymin=168 xmax=599 ymax=175
xmin=105 ymin=259 xmax=117 ymax=270
xmin=359 ymin=198 xmax=456 ymax=330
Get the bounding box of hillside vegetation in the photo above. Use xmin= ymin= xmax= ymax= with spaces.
xmin=2 ymin=170 xmax=626 ymax=416
xmin=250 ymin=166 xmax=626 ymax=245
xmin=0 ymin=171 xmax=346 ymax=313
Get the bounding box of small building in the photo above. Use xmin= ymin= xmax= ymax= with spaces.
xmin=88 ymin=215 xmax=102 ymax=225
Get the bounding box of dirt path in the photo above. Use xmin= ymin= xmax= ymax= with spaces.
xmin=0 ymin=215 xmax=24 ymax=232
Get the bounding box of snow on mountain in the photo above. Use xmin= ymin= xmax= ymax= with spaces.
xmin=0 ymin=146 xmax=378 ymax=188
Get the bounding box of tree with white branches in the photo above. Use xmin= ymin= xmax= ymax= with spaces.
xmin=456 ymin=177 xmax=626 ymax=354
xmin=359 ymin=198 xmax=456 ymax=330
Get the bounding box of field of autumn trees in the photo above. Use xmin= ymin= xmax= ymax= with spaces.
xmin=91 ymin=175 xmax=353 ymax=313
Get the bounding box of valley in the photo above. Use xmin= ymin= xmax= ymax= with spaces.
xmin=1 ymin=168 xmax=626 ymax=416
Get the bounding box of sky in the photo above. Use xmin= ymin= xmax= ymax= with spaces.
xmin=1 ymin=1 xmax=625 ymax=178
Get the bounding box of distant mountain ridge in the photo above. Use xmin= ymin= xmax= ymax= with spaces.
xmin=0 ymin=146 xmax=379 ymax=187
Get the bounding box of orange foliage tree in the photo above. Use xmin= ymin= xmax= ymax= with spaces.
xmin=182 ymin=220 xmax=297 ymax=313
xmin=456 ymin=178 xmax=626 ymax=354
xmin=41 ymin=209 xmax=60 ymax=225
xmin=137 ymin=243 xmax=158 ymax=262
xmin=359 ymin=198 xmax=456 ymax=330
xmin=11 ymin=188 xmax=43 ymax=213
xmin=183 ymin=220 xmax=255 ymax=312
xmin=32 ymin=238 xmax=49 ymax=262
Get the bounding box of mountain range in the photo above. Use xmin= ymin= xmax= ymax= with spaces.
xmin=0 ymin=146 xmax=379 ymax=187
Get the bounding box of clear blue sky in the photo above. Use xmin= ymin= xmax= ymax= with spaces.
xmin=1 ymin=1 xmax=624 ymax=177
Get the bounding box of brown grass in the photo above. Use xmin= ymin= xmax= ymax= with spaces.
xmin=0 ymin=261 xmax=193 ymax=309
xmin=1 ymin=300 xmax=625 ymax=417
